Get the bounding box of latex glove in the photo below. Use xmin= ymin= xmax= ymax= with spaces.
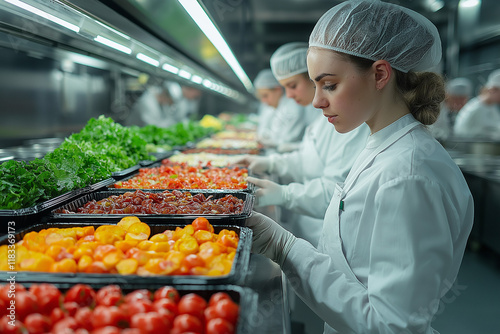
xmin=247 ymin=176 xmax=288 ymax=207
xmin=236 ymin=156 xmax=272 ymax=175
xmin=277 ymin=142 xmax=301 ymax=153
xmin=246 ymin=211 xmax=297 ymax=266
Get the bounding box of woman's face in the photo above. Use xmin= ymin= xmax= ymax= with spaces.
xmin=307 ymin=48 xmax=377 ymax=133
xmin=257 ymin=87 xmax=283 ymax=108
xmin=279 ymin=73 xmax=315 ymax=106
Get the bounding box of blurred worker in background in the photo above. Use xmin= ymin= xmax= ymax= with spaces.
xmin=240 ymin=42 xmax=369 ymax=246
xmin=129 ymin=80 xmax=202 ymax=128
xmin=246 ymin=1 xmax=473 ymax=333
xmin=429 ymin=77 xmax=472 ymax=141
xmin=454 ymin=69 xmax=500 ymax=138
xmin=253 ymin=69 xmax=310 ymax=149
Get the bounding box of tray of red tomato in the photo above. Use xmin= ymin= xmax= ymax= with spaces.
xmin=109 ymin=162 xmax=254 ymax=193
xmin=50 ymin=189 xmax=254 ymax=226
xmin=0 ymin=216 xmax=251 ymax=286
xmin=0 ymin=283 xmax=257 ymax=334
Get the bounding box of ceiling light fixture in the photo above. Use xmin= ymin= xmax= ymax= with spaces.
xmin=177 ymin=0 xmax=253 ymax=92
xmin=5 ymin=0 xmax=80 ymax=32
xmin=94 ymin=35 xmax=132 ymax=54
xmin=459 ymin=0 xmax=481 ymax=8
xmin=136 ymin=53 xmax=159 ymax=67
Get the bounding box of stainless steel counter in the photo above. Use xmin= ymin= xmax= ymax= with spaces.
xmin=242 ymin=254 xmax=291 ymax=334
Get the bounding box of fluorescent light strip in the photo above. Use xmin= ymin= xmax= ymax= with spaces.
xmin=5 ymin=0 xmax=80 ymax=32
xmin=178 ymin=69 xmax=192 ymax=80
xmin=191 ymin=75 xmax=203 ymax=84
xmin=177 ymin=0 xmax=253 ymax=92
xmin=162 ymin=63 xmax=179 ymax=74
xmin=136 ymin=53 xmax=159 ymax=67
xmin=94 ymin=35 xmax=131 ymax=54
xmin=96 ymin=21 xmax=131 ymax=40
xmin=202 ymin=79 xmax=213 ymax=88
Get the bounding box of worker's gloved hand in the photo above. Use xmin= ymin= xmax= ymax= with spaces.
xmin=236 ymin=156 xmax=272 ymax=175
xmin=277 ymin=142 xmax=301 ymax=153
xmin=247 ymin=176 xmax=287 ymax=207
xmin=246 ymin=211 xmax=297 ymax=266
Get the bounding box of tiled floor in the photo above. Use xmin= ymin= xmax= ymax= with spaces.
xmin=292 ymin=248 xmax=500 ymax=333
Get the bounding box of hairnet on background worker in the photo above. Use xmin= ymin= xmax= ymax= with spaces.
xmin=253 ymin=69 xmax=311 ymax=148
xmin=246 ymin=1 xmax=474 ymax=333
xmin=454 ymin=69 xmax=500 ymax=138
xmin=429 ymin=77 xmax=473 ymax=140
xmin=242 ymin=42 xmax=369 ymax=246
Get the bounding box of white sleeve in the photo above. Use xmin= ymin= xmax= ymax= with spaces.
xmin=271 ymin=103 xmax=307 ymax=145
xmin=282 ymin=178 xmax=457 ymax=334
xmin=281 ymin=128 xmax=366 ymax=219
xmin=269 ymin=151 xmax=304 ymax=183
xmin=453 ymin=104 xmax=481 ymax=137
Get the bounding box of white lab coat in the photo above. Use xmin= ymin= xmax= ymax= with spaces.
xmin=453 ymin=97 xmax=500 ymax=138
xmin=256 ymin=103 xmax=275 ymax=141
xmin=282 ymin=114 xmax=474 ymax=333
xmin=269 ymin=96 xmax=309 ymax=145
xmin=270 ymin=106 xmax=370 ymax=245
xmin=130 ymin=87 xmax=179 ymax=128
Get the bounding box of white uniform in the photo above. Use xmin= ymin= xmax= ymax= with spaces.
xmin=270 ymin=106 xmax=370 ymax=245
xmin=269 ymin=96 xmax=309 ymax=145
xmin=453 ymin=97 xmax=500 ymax=138
xmin=256 ymin=103 xmax=275 ymax=141
xmin=282 ymin=114 xmax=474 ymax=333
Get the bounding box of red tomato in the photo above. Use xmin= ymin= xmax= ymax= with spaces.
xmin=152 ymin=298 xmax=178 ymax=315
xmin=206 ymin=318 xmax=235 ymax=334
xmin=15 ymin=290 xmax=39 ymax=321
xmin=75 ymin=329 xmax=90 ymax=334
xmin=91 ymin=306 xmax=129 ymax=329
xmin=192 ymin=217 xmax=212 ymax=232
xmin=153 ymin=286 xmax=180 ymax=303
xmin=96 ymin=285 xmax=123 ymax=307
xmin=121 ymin=328 xmax=141 ymax=334
xmin=130 ymin=312 xmax=171 ymax=333
xmin=0 ymin=298 xmax=5 ymax=317
xmin=74 ymin=307 xmax=93 ymax=330
xmin=208 ymin=292 xmax=232 ymax=307
xmin=62 ymin=302 xmax=80 ymax=317
xmin=213 ymin=299 xmax=239 ymax=325
xmin=204 ymin=306 xmax=219 ymax=322
xmin=178 ymin=294 xmax=207 ymax=319
xmin=52 ymin=317 xmax=79 ymax=333
xmin=172 ymin=314 xmax=203 ymax=333
xmin=90 ymin=326 xmax=121 ymax=334
xmin=64 ymin=284 xmax=96 ymax=307
xmin=29 ymin=283 xmax=62 ymax=315
xmin=0 ymin=284 xmax=26 ymax=304
xmin=50 ymin=307 xmax=67 ymax=324
xmin=124 ymin=289 xmax=152 ymax=304
xmin=24 ymin=313 xmax=51 ymax=334
xmin=0 ymin=315 xmax=26 ymax=334
xmin=123 ymin=299 xmax=153 ymax=316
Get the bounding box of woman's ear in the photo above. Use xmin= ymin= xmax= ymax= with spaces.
xmin=373 ymin=60 xmax=392 ymax=90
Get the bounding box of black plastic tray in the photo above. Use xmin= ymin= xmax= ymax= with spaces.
xmin=108 ymin=166 xmax=255 ymax=194
xmin=0 ymin=221 xmax=252 ymax=285
xmin=11 ymin=282 xmax=258 ymax=333
xmin=50 ymin=190 xmax=254 ymax=226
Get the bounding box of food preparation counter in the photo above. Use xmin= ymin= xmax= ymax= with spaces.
xmin=450 ymin=151 xmax=500 ymax=256
xmin=243 ymin=254 xmax=291 ymax=333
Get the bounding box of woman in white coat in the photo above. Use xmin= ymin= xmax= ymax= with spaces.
xmin=247 ymin=1 xmax=474 ymax=333
xmin=453 ymin=69 xmax=500 ymax=138
xmin=253 ymin=69 xmax=311 ymax=147
xmin=240 ymin=42 xmax=369 ymax=246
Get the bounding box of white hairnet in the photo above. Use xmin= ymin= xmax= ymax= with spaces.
xmin=309 ymin=0 xmax=442 ymax=73
xmin=446 ymin=78 xmax=472 ymax=96
xmin=270 ymin=42 xmax=309 ymax=81
xmin=486 ymin=69 xmax=500 ymax=89
xmin=253 ymin=69 xmax=281 ymax=89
